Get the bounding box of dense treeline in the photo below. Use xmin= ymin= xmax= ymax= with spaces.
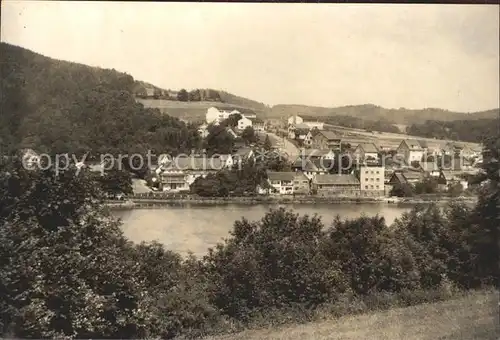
xmin=0 ymin=43 xmax=201 ymax=159
xmin=1 ymin=136 xmax=498 ymax=338
xmin=272 ymin=104 xmax=499 ymax=125
xmin=406 ymin=118 xmax=499 ymax=143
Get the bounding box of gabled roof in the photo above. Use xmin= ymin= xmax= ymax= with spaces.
xmin=234 ymin=147 xmax=253 ymax=157
xmin=294 ymin=128 xmax=310 ymax=136
xmin=356 ymin=143 xmax=379 ymax=153
xmin=299 ymin=149 xmax=333 ymax=158
xmin=317 ymin=130 xmax=342 ymax=141
xmin=294 ymin=123 xmax=311 ymax=130
xmin=267 ymin=171 xmax=297 ymax=181
xmin=401 ymin=170 xmax=423 ymax=181
xmin=292 ymin=159 xmax=319 ymax=172
xmin=402 ymin=139 xmax=426 ymax=151
xmin=440 ymin=170 xmax=462 ymax=181
xmin=314 ymin=174 xmax=359 ymax=185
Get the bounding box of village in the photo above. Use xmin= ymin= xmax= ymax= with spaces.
xmin=150 ymin=106 xmax=485 ymax=199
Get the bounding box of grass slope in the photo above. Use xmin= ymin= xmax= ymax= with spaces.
xmin=270 ymin=104 xmax=499 ymax=125
xmin=136 ymin=97 xmax=270 ymax=122
xmin=204 ymin=290 xmax=498 ymax=340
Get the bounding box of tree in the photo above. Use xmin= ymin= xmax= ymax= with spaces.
xmin=263 ymin=135 xmax=272 ymax=151
xmin=414 ymin=176 xmax=439 ymax=194
xmin=241 ymin=126 xmax=257 ymax=145
xmin=203 ymin=209 xmax=346 ymax=318
xmin=0 ymin=159 xmax=150 ymax=338
xmin=188 ymin=89 xmax=201 ymax=102
xmin=177 ymin=89 xmax=188 ymax=102
xmin=204 ymin=125 xmax=235 ymax=155
xmin=95 ymin=168 xmax=133 ymax=197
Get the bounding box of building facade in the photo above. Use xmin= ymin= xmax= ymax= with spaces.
xmin=311 ymin=131 xmax=342 ymax=151
xmin=358 ymin=165 xmax=385 ymax=197
xmin=397 ymin=139 xmax=427 ymax=164
xmin=312 ymin=174 xmax=360 ymax=196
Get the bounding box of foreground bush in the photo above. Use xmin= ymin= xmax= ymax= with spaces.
xmin=203 ymin=209 xmax=346 ymax=320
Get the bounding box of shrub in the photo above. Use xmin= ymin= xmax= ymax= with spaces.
xmin=202 ymin=208 xmax=346 ymax=320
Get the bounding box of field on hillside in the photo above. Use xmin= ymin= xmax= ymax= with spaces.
xmin=137 ymin=99 xmax=268 ymax=122
xmin=325 ymin=124 xmax=482 ymax=149
xmin=204 ymin=290 xmax=498 ymax=340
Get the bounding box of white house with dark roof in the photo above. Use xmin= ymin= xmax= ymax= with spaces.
xmin=266 ymin=171 xmax=309 ymax=195
xmin=288 ymin=115 xmax=304 ymax=125
xmin=237 ymin=116 xmax=253 ymax=130
xmin=397 ymin=139 xmax=427 ymax=164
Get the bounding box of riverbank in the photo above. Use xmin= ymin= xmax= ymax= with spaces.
xmin=105 ymin=195 xmax=478 ymax=210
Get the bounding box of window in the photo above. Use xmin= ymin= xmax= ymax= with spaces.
xmin=376 ymin=171 xmax=379 ymax=174
xmin=371 ymin=178 xmax=374 ymax=181
xmin=365 ymin=171 xmax=369 ymax=174
xmin=371 ymin=171 xmax=374 ymax=174
xmin=365 ymin=178 xmax=369 ymax=181
xmin=376 ymin=185 xmax=379 ymax=189
xmin=370 ymin=185 xmax=374 ymax=189
xmin=365 ymin=185 xmax=368 ymax=189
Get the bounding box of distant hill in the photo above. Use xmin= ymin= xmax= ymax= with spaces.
xmin=0 ymin=42 xmax=200 ymax=156
xmin=270 ymin=104 xmax=499 ymax=125
xmin=218 ymin=90 xmax=269 ymax=112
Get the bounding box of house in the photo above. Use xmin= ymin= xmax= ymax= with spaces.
xmin=159 ymin=156 xmax=228 ymax=192
xmin=289 ymin=127 xmax=310 ymax=140
xmin=312 ymin=174 xmax=360 ymax=197
xmin=206 ymin=106 xmax=256 ymax=125
xmin=291 ymin=158 xmax=330 ymax=180
xmin=388 ymin=170 xmax=424 ymax=189
xmin=357 ymin=165 xmax=385 ymax=197
xmin=311 ymin=130 xmax=342 ymax=151
xmin=353 ymin=143 xmax=380 ymax=162
xmin=297 ymin=149 xmax=336 ymax=160
xmin=145 ymin=88 xmax=155 ymax=98
xmin=288 ymin=115 xmax=304 ymax=126
xmin=303 ymin=121 xmax=324 ymax=130
xmin=267 ymin=171 xmax=308 ymax=195
xmin=233 ymin=147 xmax=255 ymax=164
xmin=304 ymin=130 xmax=315 ymax=147
xmin=418 ymin=161 xmax=441 ymax=177
xmin=460 ymin=144 xmax=482 ymax=159
xmin=397 ymin=139 xmax=427 ymax=164
xmin=437 ymin=171 xmax=468 ymax=191
xmin=250 ymin=118 xmax=265 ymax=132
xmin=206 ymin=107 xmax=233 ymax=124
xmin=237 ymin=116 xmax=253 ymax=130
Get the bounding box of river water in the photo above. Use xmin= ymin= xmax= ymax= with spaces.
xmin=113 ymin=203 xmax=419 ymax=257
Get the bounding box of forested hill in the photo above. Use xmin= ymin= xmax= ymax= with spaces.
xmin=218 ymin=90 xmax=269 ymax=112
xmin=270 ymin=104 xmax=499 ymax=125
xmin=0 ymin=42 xmax=200 ymax=156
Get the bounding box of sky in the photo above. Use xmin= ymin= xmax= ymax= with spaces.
xmin=1 ymin=2 xmax=499 ymax=112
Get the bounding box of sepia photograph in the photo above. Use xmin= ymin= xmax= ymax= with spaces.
xmin=1 ymin=2 xmax=499 ymax=339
